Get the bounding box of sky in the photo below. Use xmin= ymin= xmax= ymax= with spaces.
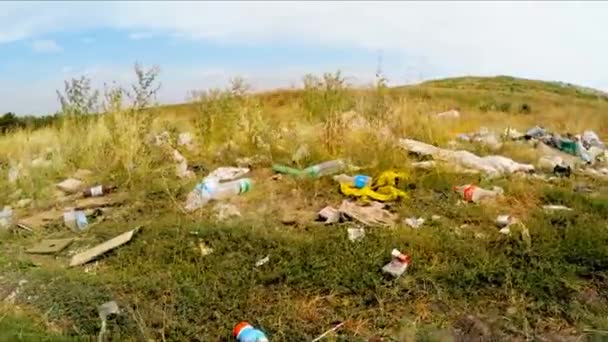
xmin=1 ymin=1 xmax=608 ymax=115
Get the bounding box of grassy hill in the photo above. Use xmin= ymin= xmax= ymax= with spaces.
xmin=1 ymin=74 xmax=608 ymax=341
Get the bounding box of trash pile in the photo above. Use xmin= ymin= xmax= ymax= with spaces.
xmin=399 ymin=138 xmax=535 ymax=178
xmin=457 ymin=126 xmax=502 ymax=150
xmin=520 ymin=126 xmax=606 ymax=164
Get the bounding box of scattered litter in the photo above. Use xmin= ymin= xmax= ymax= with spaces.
xmin=525 ymin=126 xmax=546 ymax=139
xmin=63 ymin=209 xmax=88 ymax=232
xmin=69 ymin=226 xmax=141 ymax=267
xmin=272 ymin=159 xmax=345 ymax=178
xmin=205 ymin=167 xmax=250 ymax=182
xmin=4 ymin=279 xmax=27 ymax=304
xmin=233 ymin=321 xmax=269 ymax=342
xmin=199 ymin=242 xmax=214 ymax=256
xmin=543 ymin=205 xmax=573 ymax=212
xmin=347 ymin=227 xmax=366 ymax=242
xmin=404 ymin=217 xmax=425 ymax=229
xmin=312 ymin=322 xmax=346 ymax=342
xmin=339 ymin=200 xmax=396 ymax=227
xmin=173 ymin=149 xmax=195 ymax=179
xmin=83 ymin=185 xmax=117 ymax=198
xmin=72 ymin=168 xmax=94 ymax=180
xmin=291 ymin=144 xmax=310 ymax=165
xmin=431 ymin=215 xmax=441 ymax=221
xmin=8 ymin=164 xmax=21 ymax=183
xmin=399 ymin=138 xmax=534 ymax=178
xmin=318 ymin=206 xmax=340 ymax=224
xmin=153 ymin=131 xmax=170 ymax=146
xmin=495 ymin=215 xmax=531 ymax=247
xmin=436 ymin=109 xmax=460 ymax=119
xmin=582 ymin=168 xmax=608 ymax=180
xmin=27 ymin=238 xmax=74 ymax=254
xmin=338 ymin=171 xmax=409 ymax=202
xmin=98 ymin=301 xmax=120 ymax=342
xmin=412 ymin=161 xmax=436 ymax=170
xmin=453 ymin=184 xmax=504 ymax=203
xmin=0 ymin=206 xmax=13 ymax=229
xmin=574 ymin=184 xmax=594 ymax=194
xmin=18 ymin=208 xmax=63 ymax=229
xmin=214 ymin=203 xmax=242 ymax=221
xmin=255 ymin=255 xmax=270 ymax=267
xmin=382 ymin=249 xmax=412 ymax=278
xmin=503 ymin=127 xmax=524 ymax=140
xmin=15 ymin=223 xmax=33 ymax=233
xmin=525 ymin=126 xmax=606 ymax=164
xmin=495 ymin=215 xmax=516 ymax=228
xmin=56 ymin=178 xmax=85 ymax=194
xmin=177 ymin=132 xmax=195 ymax=150
xmin=333 ymin=174 xmax=372 ymax=189
xmin=459 ymin=127 xmax=503 ymax=150
xmin=185 ymin=178 xmax=252 ymax=212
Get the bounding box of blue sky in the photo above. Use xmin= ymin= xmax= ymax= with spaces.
xmin=1 ymin=1 xmax=608 ymax=115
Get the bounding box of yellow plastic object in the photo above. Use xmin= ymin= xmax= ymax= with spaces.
xmin=339 ymin=171 xmax=409 ymax=202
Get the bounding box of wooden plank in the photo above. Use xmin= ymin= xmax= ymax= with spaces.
xmin=26 ymin=238 xmax=74 ymax=254
xmin=69 ymin=226 xmax=141 ymax=267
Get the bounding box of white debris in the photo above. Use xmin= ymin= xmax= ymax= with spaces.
xmin=8 ymin=164 xmax=20 ymax=184
xmin=318 ymin=206 xmax=340 ymax=224
xmin=347 ymin=227 xmax=366 ymax=242
xmin=255 ymin=255 xmax=270 ymax=267
xmin=205 ymin=167 xmax=250 ymax=182
xmin=4 ymin=279 xmax=27 ymax=304
xmin=543 ymin=205 xmax=573 ymax=212
xmin=214 ymin=203 xmax=241 ymax=221
xmin=56 ymin=178 xmax=84 ymax=194
xmin=399 ymin=138 xmax=534 ymax=178
xmin=153 ymin=131 xmax=170 ymax=146
xmin=404 ymin=217 xmax=425 ymax=229
xmin=0 ymin=206 xmax=13 ymax=229
xmin=436 ymin=109 xmax=460 ymax=119
xmin=199 ymin=242 xmax=214 ymax=256
xmin=173 ymin=149 xmax=195 ymax=179
xmin=177 ymin=132 xmax=195 ymax=151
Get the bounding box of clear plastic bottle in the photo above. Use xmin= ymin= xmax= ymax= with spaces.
xmin=184 ymin=178 xmax=253 ymax=212
xmin=0 ymin=206 xmax=13 ymax=229
xmin=303 ymin=160 xmax=345 ymax=178
xmin=233 ymin=321 xmax=269 ymax=342
xmin=332 ymin=174 xmax=372 ymax=188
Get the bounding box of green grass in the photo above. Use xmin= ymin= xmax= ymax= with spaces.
xmin=2 ymin=74 xmax=608 ymax=340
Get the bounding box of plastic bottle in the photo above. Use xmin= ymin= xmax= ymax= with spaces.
xmin=303 ymin=160 xmax=345 ymax=178
xmin=333 ymin=174 xmax=372 ymax=188
xmin=63 ymin=209 xmax=88 ymax=232
xmin=82 ymin=185 xmax=117 ymax=198
xmin=453 ymin=184 xmax=503 ymax=203
xmin=0 ymin=206 xmax=13 ymax=229
xmin=185 ymin=178 xmax=253 ymax=212
xmin=233 ymin=321 xmax=269 ymax=342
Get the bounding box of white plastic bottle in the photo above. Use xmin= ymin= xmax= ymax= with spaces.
xmin=185 ymin=178 xmax=253 ymax=212
xmin=303 ymin=160 xmax=345 ymax=178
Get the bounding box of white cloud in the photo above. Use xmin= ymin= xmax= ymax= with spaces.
xmin=128 ymin=32 xmax=154 ymax=40
xmin=31 ymin=39 xmax=62 ymax=53
xmin=2 ymin=1 xmax=608 ymax=113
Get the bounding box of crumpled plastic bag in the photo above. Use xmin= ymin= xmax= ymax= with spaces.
xmin=338 ymin=171 xmax=409 ymax=202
